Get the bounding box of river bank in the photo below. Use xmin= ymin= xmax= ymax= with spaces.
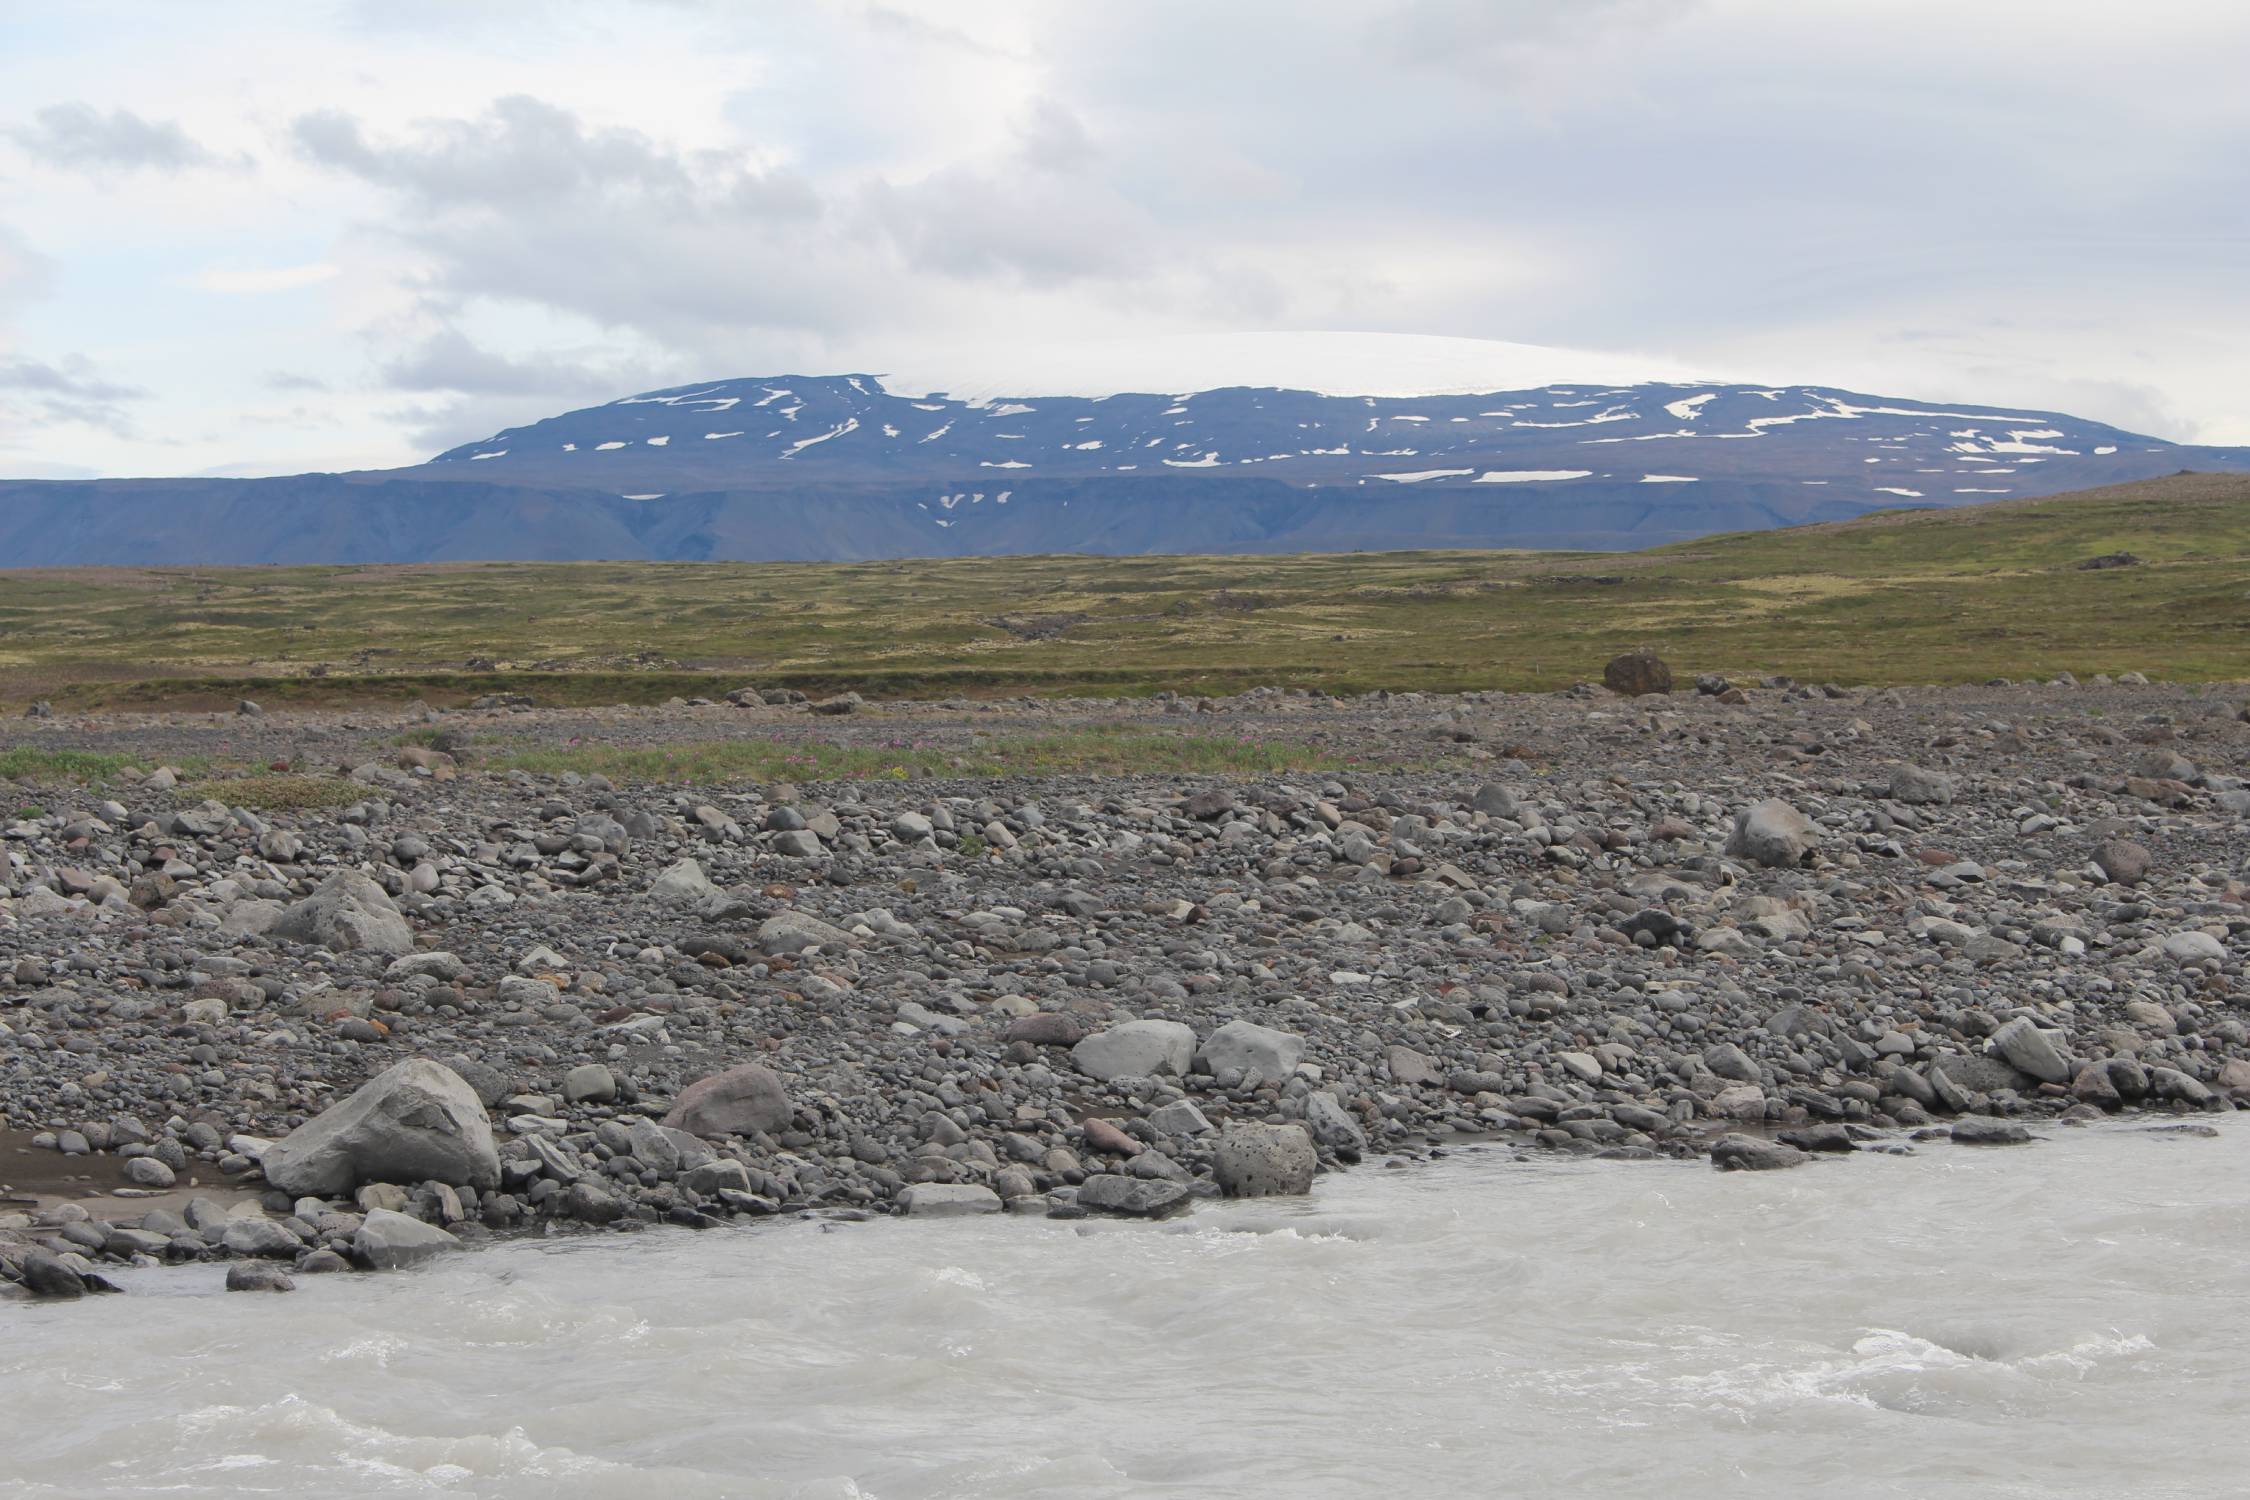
xmin=3 ymin=678 xmax=2245 ymax=1293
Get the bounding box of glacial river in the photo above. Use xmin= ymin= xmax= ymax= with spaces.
xmin=8 ymin=1119 xmax=2246 ymax=1499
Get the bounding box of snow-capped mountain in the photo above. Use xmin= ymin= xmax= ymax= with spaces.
xmin=423 ymin=370 xmax=2184 ymax=530
xmin=3 ymin=334 xmax=2245 ymax=566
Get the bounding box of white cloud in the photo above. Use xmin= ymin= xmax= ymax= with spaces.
xmin=0 ymin=0 xmax=2244 ymax=478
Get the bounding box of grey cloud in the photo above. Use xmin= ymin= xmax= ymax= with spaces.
xmin=860 ymin=165 xmax=1151 ymax=286
xmin=0 ymin=356 xmax=146 ymax=403
xmin=377 ymin=399 xmax=488 ymax=455
xmin=294 ymin=94 xmax=1154 ymax=357
xmin=1013 ymin=100 xmax=1097 ymax=175
xmin=0 ymin=224 xmax=56 ymax=316
xmin=1035 ymin=0 xmax=2250 ymax=372
xmin=378 ymin=394 xmax=610 ymax=457
xmin=380 ymin=328 xmax=670 ymax=398
xmin=859 ymin=4 xmax=1023 ymax=58
xmin=263 ymin=371 xmax=331 ymax=392
xmin=240 ymin=404 xmax=345 ymax=429
xmin=293 ymin=96 xmax=863 ymax=345
xmin=59 ymin=0 xmax=2230 ymax=465
xmin=0 ymin=354 xmax=149 ymax=436
xmin=855 ymin=98 xmax=1152 ymax=287
xmin=1379 ymin=0 xmax=1695 ymax=68
xmin=407 ymin=204 xmax=884 ymax=344
xmin=375 ymin=329 xmax=710 ymax=457
xmin=294 ymin=96 xmax=815 ymax=216
xmin=8 ymin=102 xmax=224 ymax=171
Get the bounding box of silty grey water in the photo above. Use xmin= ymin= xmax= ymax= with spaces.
xmin=7 ymin=1119 xmax=2245 ymax=1499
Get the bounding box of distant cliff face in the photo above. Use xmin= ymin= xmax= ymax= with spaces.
xmin=4 ymin=373 xmax=2245 ymax=565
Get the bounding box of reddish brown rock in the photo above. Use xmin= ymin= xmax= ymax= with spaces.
xmin=1080 ymin=1117 xmax=1144 ymax=1157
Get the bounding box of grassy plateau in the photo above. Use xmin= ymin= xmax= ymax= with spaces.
xmin=1 ymin=473 xmax=2244 ymax=710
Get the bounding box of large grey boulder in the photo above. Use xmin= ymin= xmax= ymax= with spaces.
xmin=440 ymin=1053 xmax=511 ymax=1108
xmin=1197 ymin=1018 xmax=1305 ymax=1081
xmin=1074 ymin=1174 xmax=1194 ymax=1218
xmin=2076 ymin=1056 xmax=2150 ymax=1107
xmin=268 ymin=871 xmax=412 ymax=957
xmin=219 ymin=899 xmax=285 ymax=938
xmin=1148 ymin=1099 xmax=1214 ymax=1137
xmin=1702 ymin=1041 xmax=1761 ymax=1082
xmin=1303 ymin=1093 xmax=1368 ymax=1154
xmin=662 ymin=1062 xmax=793 ymax=1138
xmin=1213 ymin=1123 xmax=1317 ymax=1197
xmin=1888 ymin=765 xmax=1955 ymax=805
xmin=1385 ymin=1045 xmax=1440 ymax=1086
xmin=353 ymin=1208 xmax=461 ymax=1270
xmin=756 ymin=911 xmax=860 ymax=955
xmin=647 ymin=859 xmax=718 ymax=905
xmin=624 ymin=1118 xmax=714 ymax=1174
xmin=19 ymin=1250 xmax=111 ymax=1298
xmin=221 ymin=1216 xmax=303 ymax=1257
xmin=2093 ymin=840 xmax=2152 ymax=886
xmin=563 ymin=1063 xmax=617 ymax=1103
xmin=387 ymin=951 xmax=467 ymax=982
xmin=1930 ymin=1053 xmax=2032 ymax=1097
xmin=1469 ymin=784 xmax=1521 ymax=818
xmin=1989 ymin=1016 xmax=2071 ymax=1084
xmin=2162 ymin=931 xmax=2226 ymax=963
xmin=226 ymin=1262 xmax=296 ymax=1293
xmin=898 ymin=1183 xmax=1002 ymax=1218
xmin=1951 ymin=1117 xmax=2033 ymax=1146
xmin=1710 ymin=1134 xmax=1809 ymax=1171
xmin=1725 ymin=799 xmax=1822 ymax=867
xmin=258 ymin=1059 xmax=501 ymax=1196
xmin=681 ymin=1159 xmax=752 ymax=1195
xmin=2150 ymin=1066 xmax=2214 ymax=1105
xmin=1072 ymin=1019 xmax=1196 ymax=1081
xmin=1001 ymin=1013 xmax=1085 ymax=1047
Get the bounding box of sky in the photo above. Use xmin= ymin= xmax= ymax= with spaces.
xmin=1 ymin=0 xmax=2245 ymax=479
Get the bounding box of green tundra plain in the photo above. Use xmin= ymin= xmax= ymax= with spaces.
xmin=1 ymin=472 xmax=2244 ymax=711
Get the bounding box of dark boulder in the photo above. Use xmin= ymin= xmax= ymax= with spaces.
xmin=1603 ymin=649 xmax=1673 ymax=697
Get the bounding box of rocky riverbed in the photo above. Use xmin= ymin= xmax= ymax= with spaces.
xmin=3 ymin=675 xmax=2246 ymax=1297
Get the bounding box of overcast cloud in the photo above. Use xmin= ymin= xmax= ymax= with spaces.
xmin=6 ymin=102 xmax=223 ymax=173
xmin=1 ymin=0 xmax=2245 ymax=476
